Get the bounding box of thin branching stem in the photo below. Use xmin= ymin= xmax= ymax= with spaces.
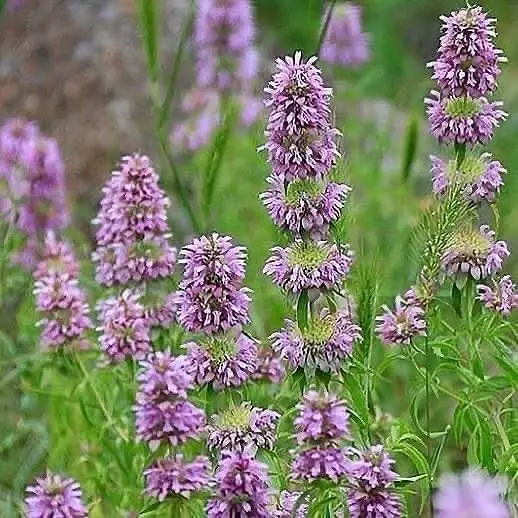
xmin=424 ymin=334 xmax=433 ymax=516
xmin=315 ymin=0 xmax=337 ymax=56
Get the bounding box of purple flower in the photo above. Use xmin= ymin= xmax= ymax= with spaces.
xmin=272 ymin=490 xmax=308 ymax=518
xmin=429 ymin=6 xmax=506 ymax=98
xmin=251 ymin=346 xmax=285 ymax=384
xmin=207 ymin=403 xmax=279 ymax=452
xmin=477 ymin=275 xmax=518 ymax=316
xmin=135 ymin=398 xmax=206 ymax=451
xmin=33 ymin=232 xmax=79 ymax=281
xmin=142 ymin=291 xmax=176 ymax=328
xmin=206 ymin=448 xmax=271 ymax=518
xmin=347 ymin=445 xmax=398 ymax=490
xmin=24 ymin=472 xmax=87 ymax=518
xmin=264 ymin=240 xmax=353 ymax=293
xmin=425 ymin=90 xmax=506 ymax=146
xmin=375 ymin=289 xmax=426 ymax=346
xmin=144 ymin=455 xmax=210 ymax=501
xmin=92 ymin=154 xmax=176 ymax=286
xmin=194 ymin=0 xmax=258 ymax=92
xmin=434 ymin=469 xmax=510 ymax=518
xmin=271 ymin=309 xmax=361 ymax=372
xmin=261 ymin=176 xmax=350 ymax=238
xmin=321 ymin=3 xmax=369 ymax=68
xmin=294 ymin=390 xmax=350 ymax=443
xmin=441 ymin=225 xmax=509 ymax=281
xmin=291 ymin=446 xmax=348 ymax=482
xmin=347 ymin=488 xmax=402 ymax=518
xmin=97 ymin=289 xmax=151 ymax=363
xmin=262 ymin=52 xmax=340 ymax=181
xmin=430 ymin=153 xmax=505 ymax=203
xmin=34 ymin=274 xmax=92 ymax=351
xmin=137 ymin=352 xmax=194 ymax=399
xmin=184 ymin=332 xmax=258 ymax=390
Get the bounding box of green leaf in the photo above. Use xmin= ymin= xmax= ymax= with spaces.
xmin=401 ymin=115 xmax=419 ymax=182
xmin=136 ymin=0 xmax=160 ymax=82
xmin=491 ymin=353 xmax=518 ymax=388
xmin=342 ymin=373 xmax=369 ymax=436
xmin=296 ymin=291 xmax=310 ymax=331
xmin=451 ymin=283 xmax=462 ymax=317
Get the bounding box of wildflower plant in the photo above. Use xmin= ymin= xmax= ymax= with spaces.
xmin=3 ymin=2 xmax=517 ymax=518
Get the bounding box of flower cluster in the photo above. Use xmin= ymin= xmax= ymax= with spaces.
xmin=206 ymin=448 xmax=271 ymax=517
xmin=346 ymin=445 xmax=401 ymax=518
xmin=477 ymin=275 xmax=518 ymax=316
xmin=291 ymin=389 xmax=350 ymax=482
xmin=261 ymin=53 xmax=360 ymax=375
xmin=172 ymin=0 xmax=261 ymax=151
xmin=434 ymin=469 xmax=510 ymax=518
xmin=176 ymin=233 xmax=259 ymax=390
xmin=376 ymin=288 xmax=427 ymax=346
xmin=33 ymin=233 xmax=92 ymax=351
xmin=272 ymin=490 xmax=308 ymax=518
xmin=251 ymin=346 xmax=285 ymax=384
xmin=134 ymin=352 xmax=206 ymax=451
xmin=321 ymin=2 xmax=369 ymax=68
xmin=24 ymin=472 xmax=87 ymax=517
xmin=426 ymin=6 xmax=507 ymax=146
xmin=207 ymin=402 xmax=279 ymax=452
xmin=0 ymin=118 xmax=68 ymax=269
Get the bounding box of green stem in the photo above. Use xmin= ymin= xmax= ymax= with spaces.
xmin=316 ymin=0 xmax=337 ymax=56
xmin=424 ymin=335 xmax=433 ymax=516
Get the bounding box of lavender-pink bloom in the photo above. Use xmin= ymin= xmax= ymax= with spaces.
xmin=33 ymin=232 xmax=79 ymax=281
xmin=251 ymin=346 xmax=285 ymax=384
xmin=430 ymin=153 xmax=505 ymax=203
xmin=477 ymin=275 xmax=518 ymax=316
xmin=137 ymin=352 xmax=194 ymax=400
xmin=207 ymin=403 xmax=279 ymax=452
xmin=24 ymin=472 xmax=87 ymax=518
xmin=429 ymin=6 xmax=505 ymax=98
xmin=441 ymin=225 xmax=509 ymax=281
xmin=135 ymin=398 xmax=206 ymax=451
xmin=264 ymin=240 xmax=353 ymax=293
xmin=272 ymin=490 xmax=308 ymax=518
xmin=347 ymin=488 xmax=402 ymax=518
xmin=97 ymin=289 xmax=151 ymax=363
xmin=291 ymin=446 xmax=348 ymax=482
xmin=206 ymin=448 xmax=271 ymax=518
xmin=261 ymin=176 xmax=350 ymax=238
xmin=271 ymin=309 xmax=361 ymax=372
xmin=347 ymin=445 xmax=398 ymax=490
xmin=425 ymin=90 xmax=506 ymax=146
xmin=375 ymin=289 xmax=426 ymax=346
xmin=294 ymin=390 xmax=349 ymax=443
xmin=142 ymin=291 xmax=176 ymax=328
xmin=434 ymin=469 xmax=510 ymax=518
xmin=194 ymin=0 xmax=258 ymax=92
xmin=321 ymin=3 xmax=369 ymax=68
xmin=184 ymin=333 xmax=258 ymax=390
xmin=144 ymin=455 xmax=210 ymax=501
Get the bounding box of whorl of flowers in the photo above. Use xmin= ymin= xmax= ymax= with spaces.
xmin=33 ymin=233 xmax=92 ymax=351
xmin=321 ymin=2 xmax=369 ymax=68
xmin=24 ymin=472 xmax=87 ymax=518
xmin=264 ymin=240 xmax=353 ymax=293
xmin=272 ymin=490 xmax=308 ymax=518
xmin=134 ymin=352 xmax=205 ymax=451
xmin=262 ymin=52 xmax=339 ymax=182
xmin=194 ymin=0 xmax=258 ymax=93
xmin=271 ymin=309 xmax=361 ymax=372
xmin=294 ymin=389 xmax=350 ymax=443
xmin=175 ymin=233 xmax=251 ymax=334
xmin=346 ymin=446 xmax=401 ymax=518
xmin=375 ymin=288 xmax=427 ymax=346
xmin=207 ymin=402 xmax=279 ymax=452
xmin=428 ymin=6 xmax=506 ymax=98
xmin=441 ymin=225 xmax=509 ymax=281
xmin=430 ymin=153 xmax=505 ymax=203
xmin=434 ymin=469 xmax=510 ymax=518
xmin=261 ymin=176 xmax=350 ymax=239
xmin=290 ymin=446 xmax=349 ymax=483
xmin=0 ymin=118 xmax=69 ymax=269
xmin=184 ymin=333 xmax=258 ymax=390
xmin=206 ymin=448 xmax=271 ymax=517
xmin=251 ymin=346 xmax=285 ymax=384
xmin=477 ymin=275 xmax=518 ymax=316
xmin=92 ymin=154 xmax=176 ymax=287
xmin=97 ymin=289 xmax=151 ymax=363
xmin=144 ymin=455 xmax=210 ymax=501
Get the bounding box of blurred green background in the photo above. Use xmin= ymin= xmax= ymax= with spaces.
xmin=1 ymin=0 xmax=518 ymax=515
